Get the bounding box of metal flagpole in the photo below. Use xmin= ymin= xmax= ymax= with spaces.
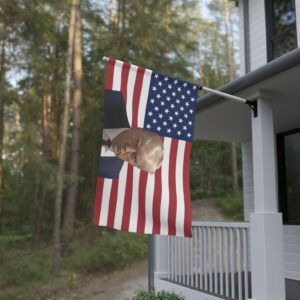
xmin=201 ymin=86 xmax=246 ymax=104
xmin=101 ymin=56 xmax=257 ymax=117
xmin=200 ymin=86 xmax=257 ymax=117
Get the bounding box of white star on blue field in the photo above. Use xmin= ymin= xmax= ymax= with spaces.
xmin=144 ymin=72 xmax=200 ymax=142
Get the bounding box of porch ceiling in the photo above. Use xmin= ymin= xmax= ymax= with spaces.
xmin=194 ymin=62 xmax=300 ymax=143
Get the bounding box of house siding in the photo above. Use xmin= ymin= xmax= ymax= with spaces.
xmin=248 ymin=0 xmax=267 ymax=70
xmin=240 ymin=0 xmax=300 ymax=73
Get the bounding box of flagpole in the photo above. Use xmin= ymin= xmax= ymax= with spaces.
xmin=201 ymin=86 xmax=246 ymax=104
xmin=101 ymin=56 xmax=257 ymax=117
xmin=200 ymin=86 xmax=257 ymax=117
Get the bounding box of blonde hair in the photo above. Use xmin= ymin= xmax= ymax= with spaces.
xmin=137 ymin=128 xmax=164 ymax=173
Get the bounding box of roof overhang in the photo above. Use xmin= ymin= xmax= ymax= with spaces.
xmin=194 ymin=48 xmax=300 ymax=142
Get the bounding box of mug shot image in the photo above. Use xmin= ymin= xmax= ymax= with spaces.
xmin=101 ymin=127 xmax=164 ymax=172
xmin=98 ymin=90 xmax=164 ymax=179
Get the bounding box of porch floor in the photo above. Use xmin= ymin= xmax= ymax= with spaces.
xmin=163 ymin=273 xmax=300 ymax=300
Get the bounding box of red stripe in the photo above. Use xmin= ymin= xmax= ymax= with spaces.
xmin=132 ymin=67 xmax=145 ymax=128
xmin=93 ymin=177 xmax=104 ymax=225
xmin=106 ymin=179 xmax=119 ymax=228
xmin=120 ymin=62 xmax=131 ymax=104
xmin=137 ymin=171 xmax=148 ymax=233
xmin=168 ymin=139 xmax=179 ymax=236
xmin=120 ymin=66 xmax=145 ymax=231
xmin=183 ymin=142 xmax=192 ymax=237
xmin=152 ymin=168 xmax=162 ymax=234
xmin=105 ymin=58 xmax=116 ymax=90
xmin=121 ymin=164 xmax=134 ymax=231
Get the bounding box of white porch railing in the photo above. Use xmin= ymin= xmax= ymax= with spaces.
xmin=165 ymin=222 xmax=251 ymax=300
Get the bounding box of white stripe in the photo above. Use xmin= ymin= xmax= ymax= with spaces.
xmin=138 ymin=69 xmax=152 ymax=127
xmin=112 ymin=60 xmax=123 ymax=91
xmin=99 ymin=179 xmax=113 ymax=226
xmin=175 ymin=140 xmax=186 ymax=236
xmin=160 ymin=138 xmax=171 ymax=235
xmin=144 ymin=173 xmax=155 ymax=234
xmin=128 ymin=168 xmax=141 ymax=232
xmin=113 ymin=61 xmax=137 ymax=230
xmin=126 ymin=65 xmax=138 ymax=127
xmin=113 ymin=163 xmax=128 ymax=229
xmin=128 ymin=68 xmax=150 ymax=231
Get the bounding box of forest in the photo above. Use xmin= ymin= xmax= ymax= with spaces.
xmin=0 ymin=0 xmax=242 ymax=299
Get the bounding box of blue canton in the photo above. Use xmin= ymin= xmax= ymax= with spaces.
xmin=144 ymin=72 xmax=199 ymax=142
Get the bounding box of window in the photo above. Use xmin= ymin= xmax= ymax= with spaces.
xmin=265 ymin=0 xmax=297 ymax=61
xmin=277 ymin=129 xmax=300 ymax=224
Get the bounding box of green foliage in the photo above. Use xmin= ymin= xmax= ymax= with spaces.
xmin=216 ymin=191 xmax=244 ymax=220
xmin=64 ymin=231 xmax=148 ymax=272
xmin=0 ymin=0 xmax=240 ymax=297
xmin=1 ymin=0 xmax=241 ymax=237
xmin=190 ymin=140 xmax=242 ymax=200
xmin=0 ymin=237 xmax=52 ymax=299
xmin=127 ymin=289 xmax=184 ymax=300
xmin=0 ymin=230 xmax=148 ymax=299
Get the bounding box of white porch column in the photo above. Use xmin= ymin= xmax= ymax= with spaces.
xmin=249 ymin=92 xmax=285 ymax=300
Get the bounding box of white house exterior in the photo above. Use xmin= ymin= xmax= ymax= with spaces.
xmin=150 ymin=1 xmax=300 ymax=300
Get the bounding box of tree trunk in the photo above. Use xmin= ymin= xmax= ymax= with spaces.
xmin=33 ymin=87 xmax=52 ymax=243
xmin=52 ymin=0 xmax=77 ymax=276
xmin=223 ymin=0 xmax=239 ymax=192
xmin=34 ymin=184 xmax=46 ymax=244
xmin=62 ymin=2 xmax=82 ymax=250
xmin=109 ymin=0 xmax=117 ymax=26
xmin=41 ymin=90 xmax=51 ymax=156
xmin=223 ymin=0 xmax=236 ymax=82
xmin=0 ymin=32 xmax=7 ymax=232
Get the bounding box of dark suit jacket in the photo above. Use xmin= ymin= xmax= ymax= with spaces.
xmin=98 ymin=90 xmax=130 ymax=179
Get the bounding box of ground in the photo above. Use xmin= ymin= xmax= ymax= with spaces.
xmin=64 ymin=260 xmax=148 ymax=300
xmin=52 ymin=199 xmax=228 ymax=300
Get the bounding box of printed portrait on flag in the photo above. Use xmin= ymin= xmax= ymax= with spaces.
xmin=99 ymin=90 xmax=164 ymax=179
xmin=93 ymin=58 xmax=199 ymax=237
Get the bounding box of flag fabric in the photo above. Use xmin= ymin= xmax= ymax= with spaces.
xmin=93 ymin=58 xmax=200 ymax=237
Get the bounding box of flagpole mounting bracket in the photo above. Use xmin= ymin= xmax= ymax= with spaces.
xmin=245 ymin=100 xmax=257 ymax=117
xmin=199 ymin=85 xmax=258 ymax=118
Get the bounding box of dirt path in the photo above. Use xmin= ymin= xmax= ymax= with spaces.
xmin=63 ymin=259 xmax=148 ymax=300
xmin=192 ymin=198 xmax=230 ymax=222
xmin=60 ymin=199 xmax=227 ymax=300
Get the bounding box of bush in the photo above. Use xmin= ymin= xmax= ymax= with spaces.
xmin=127 ymin=289 xmax=184 ymax=300
xmin=0 ymin=231 xmax=148 ymax=299
xmin=64 ymin=231 xmax=148 ymax=272
xmin=216 ymin=191 xmax=244 ymax=221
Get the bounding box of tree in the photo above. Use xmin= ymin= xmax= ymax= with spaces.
xmin=223 ymin=0 xmax=239 ymax=193
xmin=0 ymin=0 xmax=241 ymax=251
xmin=62 ymin=1 xmax=82 ymax=249
xmin=0 ymin=22 xmax=6 ymax=231
xmin=53 ymin=0 xmax=78 ymax=276
xmin=196 ymin=0 xmax=240 ymax=195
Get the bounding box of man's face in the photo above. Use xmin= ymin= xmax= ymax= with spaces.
xmin=111 ymin=129 xmax=147 ymax=170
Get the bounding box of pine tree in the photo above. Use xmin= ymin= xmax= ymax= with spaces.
xmin=53 ymin=0 xmax=78 ymax=276
xmin=62 ymin=1 xmax=82 ymax=250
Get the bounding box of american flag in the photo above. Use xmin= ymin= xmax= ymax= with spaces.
xmin=93 ymin=58 xmax=199 ymax=237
